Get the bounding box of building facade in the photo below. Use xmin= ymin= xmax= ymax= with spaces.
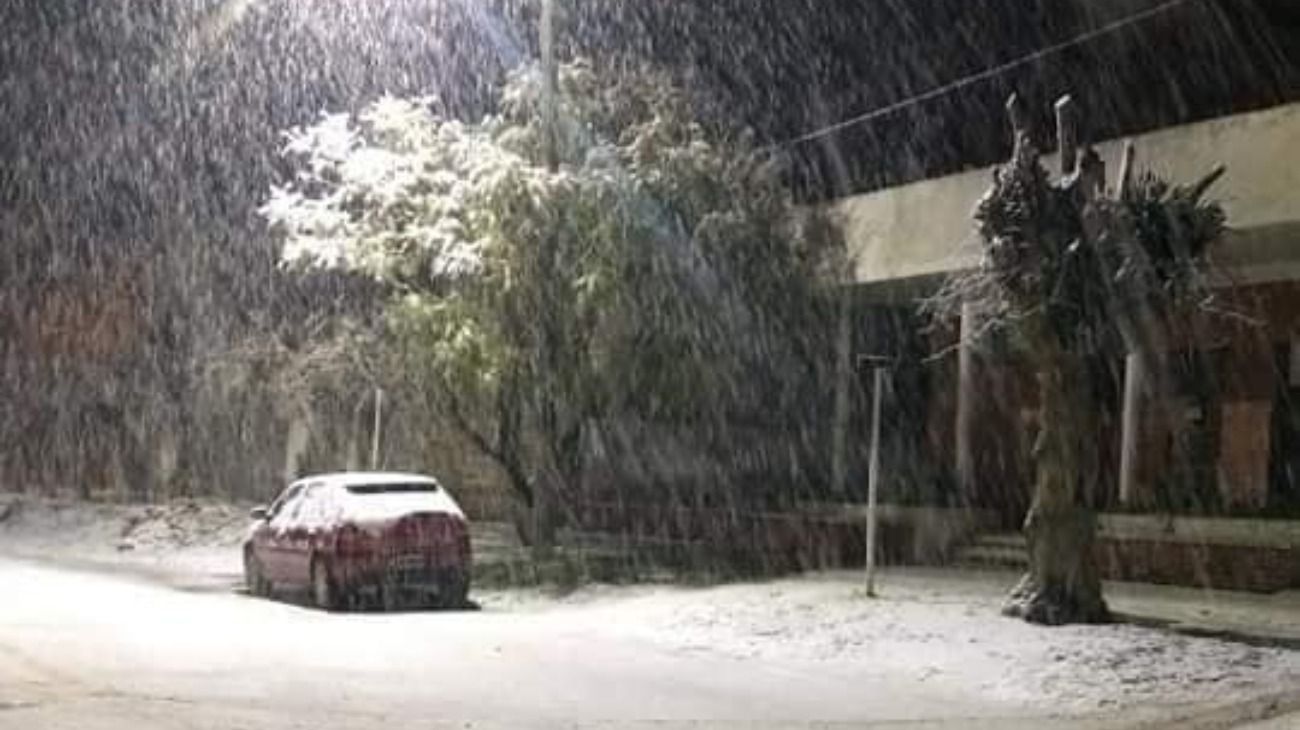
xmin=829 ymin=101 xmax=1300 ymax=523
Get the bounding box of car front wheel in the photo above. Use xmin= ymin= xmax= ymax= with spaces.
xmin=244 ymin=548 xmax=271 ymax=598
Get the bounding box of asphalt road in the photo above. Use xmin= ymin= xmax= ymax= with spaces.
xmin=0 ymin=556 xmax=1281 ymax=730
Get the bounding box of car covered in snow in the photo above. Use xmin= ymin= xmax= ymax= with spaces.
xmin=243 ymin=472 xmax=471 ymax=611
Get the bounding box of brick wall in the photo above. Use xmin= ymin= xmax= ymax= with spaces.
xmin=1217 ymin=400 xmax=1273 ymax=511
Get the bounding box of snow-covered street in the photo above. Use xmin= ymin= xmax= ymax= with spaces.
xmin=3 ymin=497 xmax=1300 ymax=727
xmin=0 ymin=556 xmax=993 ymax=730
xmin=3 ymin=540 xmax=1300 ymax=728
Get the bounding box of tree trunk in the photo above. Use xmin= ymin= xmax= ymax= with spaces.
xmin=528 ymin=404 xmax=582 ymax=558
xmin=1003 ymin=362 xmax=1110 ymax=625
xmin=529 ymin=477 xmax=558 ymax=557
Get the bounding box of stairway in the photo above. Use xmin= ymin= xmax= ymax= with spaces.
xmin=954 ymin=532 xmax=1028 ymax=571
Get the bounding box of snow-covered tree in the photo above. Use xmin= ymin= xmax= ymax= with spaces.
xmin=264 ymin=60 xmax=842 ymax=541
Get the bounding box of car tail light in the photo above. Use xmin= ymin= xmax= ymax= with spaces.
xmin=375 ymin=514 xmax=470 ymax=564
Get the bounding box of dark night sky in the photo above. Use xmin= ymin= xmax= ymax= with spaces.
xmin=558 ymin=0 xmax=1300 ymax=196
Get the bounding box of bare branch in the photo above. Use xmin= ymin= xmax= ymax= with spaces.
xmin=1116 ymin=140 xmax=1136 ymax=199
xmin=1006 ymin=93 xmax=1028 ymax=138
xmin=1190 ymin=165 xmax=1227 ymax=201
xmin=1054 ymin=95 xmax=1077 ymax=177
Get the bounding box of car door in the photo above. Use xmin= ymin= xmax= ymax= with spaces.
xmin=250 ymin=483 xmax=299 ymax=582
xmin=264 ymin=485 xmax=307 ymax=583
xmin=277 ymin=484 xmax=322 ymax=587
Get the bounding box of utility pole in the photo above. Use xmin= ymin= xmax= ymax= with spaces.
xmin=533 ymin=0 xmax=559 ymax=553
xmin=371 ymin=387 xmax=384 ymax=470
xmin=541 ymin=0 xmax=558 ymax=172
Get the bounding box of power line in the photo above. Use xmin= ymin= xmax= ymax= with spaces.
xmin=767 ymin=0 xmax=1195 ymax=151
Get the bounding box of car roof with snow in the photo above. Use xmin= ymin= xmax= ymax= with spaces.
xmin=290 ymin=472 xmax=441 ymax=489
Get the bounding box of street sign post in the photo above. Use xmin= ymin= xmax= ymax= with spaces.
xmin=859 ymin=355 xmax=892 ymax=597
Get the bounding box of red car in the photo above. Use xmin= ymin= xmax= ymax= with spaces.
xmin=243 ymin=472 xmax=471 ymax=611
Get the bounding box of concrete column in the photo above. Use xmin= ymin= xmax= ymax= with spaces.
xmin=830 ymin=291 xmax=853 ymax=497
xmin=955 ymin=302 xmax=976 ymax=501
xmin=1118 ymin=352 xmax=1145 ymax=507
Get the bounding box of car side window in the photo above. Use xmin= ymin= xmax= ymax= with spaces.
xmin=307 ymin=486 xmax=340 ymax=525
xmin=280 ymin=483 xmax=327 ymax=527
xmin=269 ymin=488 xmax=307 ymax=530
xmin=294 ymin=486 xmax=321 ymax=525
xmin=268 ymin=484 xmax=303 ymax=519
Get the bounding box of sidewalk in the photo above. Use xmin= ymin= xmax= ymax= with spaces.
xmin=1234 ymin=711 xmax=1300 ymax=729
xmin=860 ymin=567 xmax=1300 ymax=727
xmin=868 ymin=565 xmax=1300 ymax=648
xmin=1104 ymin=578 xmax=1300 ymax=648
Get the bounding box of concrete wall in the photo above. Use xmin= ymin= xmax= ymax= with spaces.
xmin=1100 ymin=513 xmax=1300 ymax=549
xmin=832 ymin=101 xmax=1300 ymax=286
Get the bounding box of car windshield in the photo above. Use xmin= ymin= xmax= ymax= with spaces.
xmin=344 ymin=483 xmax=439 ymax=495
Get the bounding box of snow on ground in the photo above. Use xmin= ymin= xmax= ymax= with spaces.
xmin=498 ymin=570 xmax=1300 ymax=714
xmin=3 ymin=495 xmax=1299 ymax=716
xmin=0 ymin=495 xmax=248 ymax=581
xmin=0 ymin=495 xmax=528 ymax=587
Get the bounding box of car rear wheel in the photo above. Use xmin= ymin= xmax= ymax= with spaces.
xmin=378 ymin=579 xmax=402 ymax=612
xmin=437 ymin=571 xmax=469 ymax=610
xmin=311 ymin=558 xmax=339 ymax=611
xmin=244 ymin=549 xmax=271 ymax=598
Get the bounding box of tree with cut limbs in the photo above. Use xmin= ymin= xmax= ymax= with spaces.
xmin=930 ymin=94 xmax=1226 ymax=624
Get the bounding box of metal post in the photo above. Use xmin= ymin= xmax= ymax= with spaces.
xmin=956 ymin=302 xmax=977 ymax=502
xmin=371 ymin=388 xmax=384 ymax=470
xmin=865 ymin=366 xmax=885 ymax=596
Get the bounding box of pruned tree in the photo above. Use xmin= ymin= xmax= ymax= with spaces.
xmin=928 ymin=94 xmax=1226 ymax=625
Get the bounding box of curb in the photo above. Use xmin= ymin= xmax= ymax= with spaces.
xmin=1135 ymin=691 xmax=1300 ymax=730
xmin=1113 ymin=610 xmax=1300 ymax=651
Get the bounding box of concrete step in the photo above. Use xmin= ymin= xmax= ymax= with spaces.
xmin=955 ymin=544 xmax=1028 ymax=569
xmin=973 ymin=533 xmax=1027 ymax=550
